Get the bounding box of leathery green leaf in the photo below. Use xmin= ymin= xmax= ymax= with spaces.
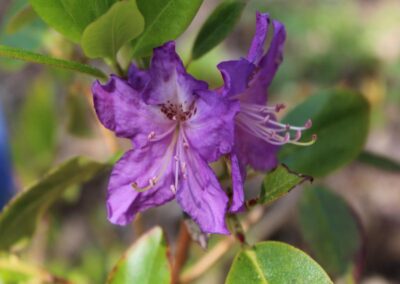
xmin=226 ymin=241 xmax=332 ymax=284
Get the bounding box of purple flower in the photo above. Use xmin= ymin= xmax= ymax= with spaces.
xmin=92 ymin=42 xmax=238 ymax=234
xmin=217 ymin=13 xmax=315 ymax=212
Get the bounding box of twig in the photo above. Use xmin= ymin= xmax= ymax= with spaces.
xmin=133 ymin=213 xmax=145 ymax=240
xmin=180 ymin=207 xmax=263 ymax=284
xmin=172 ymin=222 xmax=191 ymax=284
xmin=179 ymin=191 xmax=301 ymax=284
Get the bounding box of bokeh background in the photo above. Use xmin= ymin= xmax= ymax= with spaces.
xmin=0 ymin=0 xmax=400 ymax=283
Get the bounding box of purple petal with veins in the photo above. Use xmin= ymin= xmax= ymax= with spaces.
xmin=93 ymin=41 xmax=237 ymax=234
xmin=217 ymin=12 xmax=315 ymax=212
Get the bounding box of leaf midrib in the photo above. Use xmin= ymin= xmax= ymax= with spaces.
xmin=244 ymin=250 xmax=269 ymax=284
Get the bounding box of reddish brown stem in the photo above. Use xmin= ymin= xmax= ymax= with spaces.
xmin=172 ymin=222 xmax=191 ymax=284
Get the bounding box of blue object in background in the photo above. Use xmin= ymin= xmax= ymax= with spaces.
xmin=0 ymin=102 xmax=14 ymax=209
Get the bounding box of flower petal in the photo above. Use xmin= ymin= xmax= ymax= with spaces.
xmin=127 ymin=63 xmax=150 ymax=92
xmin=229 ymin=153 xmax=245 ymax=212
xmin=217 ymin=58 xmax=255 ymax=98
xmin=144 ymin=41 xmax=208 ymax=106
xmin=176 ymin=148 xmax=229 ymax=234
xmin=255 ymin=19 xmax=286 ymax=89
xmin=244 ymin=19 xmax=287 ymax=104
xmin=92 ymin=75 xmax=174 ymax=147
xmin=107 ymin=138 xmax=176 ymax=225
xmin=247 ymin=12 xmax=270 ymax=63
xmin=235 ymin=126 xmax=280 ymax=171
xmin=184 ymin=90 xmax=239 ymax=162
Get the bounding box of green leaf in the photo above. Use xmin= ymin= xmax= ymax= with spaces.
xmin=226 ymin=241 xmax=332 ymax=284
xmin=5 ymin=5 xmax=37 ymax=34
xmin=81 ymin=0 xmax=144 ymax=59
xmin=279 ymin=89 xmax=370 ymax=177
xmin=29 ymin=0 xmax=116 ymax=42
xmin=298 ymin=187 xmax=362 ymax=277
xmin=358 ymin=150 xmax=400 ymax=172
xmin=192 ymin=0 xmax=245 ymax=60
xmin=132 ymin=0 xmax=203 ymax=57
xmin=107 ymin=227 xmax=171 ymax=284
xmin=0 ymin=45 xmax=107 ymax=79
xmin=259 ymin=164 xmax=312 ymax=205
xmin=0 ymin=157 xmax=109 ymax=251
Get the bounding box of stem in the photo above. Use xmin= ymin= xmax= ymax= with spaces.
xmin=133 ymin=213 xmax=145 ymax=240
xmin=228 ymin=214 xmax=249 ymax=247
xmin=111 ymin=59 xmax=125 ymax=77
xmin=172 ymin=222 xmax=191 ymax=284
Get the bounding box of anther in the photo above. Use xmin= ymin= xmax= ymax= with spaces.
xmin=275 ymin=103 xmax=286 ymax=112
xmin=148 ymin=131 xmax=156 ymax=140
xmin=183 ymin=141 xmax=189 ymax=149
xmin=149 ymin=177 xmax=157 ymax=186
xmin=304 ymin=119 xmax=312 ymax=129
xmin=170 ymin=184 xmax=176 ymax=194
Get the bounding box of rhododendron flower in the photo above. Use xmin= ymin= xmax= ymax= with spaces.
xmin=217 ymin=12 xmax=315 ymax=212
xmin=92 ymin=42 xmax=238 ymax=234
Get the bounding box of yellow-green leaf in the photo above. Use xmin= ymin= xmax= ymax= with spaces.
xmin=107 ymin=227 xmax=171 ymax=284
xmin=82 ymin=0 xmax=144 ymax=59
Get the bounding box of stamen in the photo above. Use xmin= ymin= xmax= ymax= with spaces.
xmin=131 ymin=128 xmax=180 ymax=192
xmin=170 ymin=184 xmax=176 ymax=194
xmin=183 ymin=141 xmax=189 ymax=149
xmin=290 ymin=134 xmax=317 ymax=146
xmin=132 ymin=182 xmax=153 ymax=192
xmin=150 ymin=176 xmax=157 ymax=186
xmin=263 ymin=115 xmax=270 ymax=123
xmin=237 ymin=102 xmax=317 ymax=147
xmin=174 ymin=155 xmax=179 ymax=191
xmin=275 ymin=103 xmax=286 ymax=112
xmin=304 ymin=119 xmax=312 ymax=128
xmin=294 ymin=130 xmax=302 ymax=141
